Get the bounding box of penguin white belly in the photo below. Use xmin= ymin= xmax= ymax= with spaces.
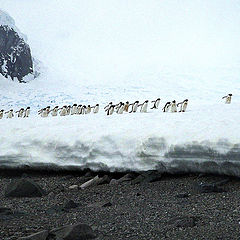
xmin=93 ymin=106 xmax=99 ymax=113
xmin=7 ymin=112 xmax=14 ymax=118
xmin=24 ymin=109 xmax=30 ymax=117
xmin=165 ymin=105 xmax=170 ymax=112
xmin=18 ymin=111 xmax=24 ymax=117
xmin=109 ymin=107 xmax=114 ymax=115
xmin=51 ymin=110 xmax=58 ymax=116
xmin=41 ymin=111 xmax=48 ymax=117
xmin=0 ymin=113 xmax=3 ymax=119
xmin=118 ymin=105 xmax=124 ymax=114
xmin=171 ymin=104 xmax=177 ymax=112
xmin=133 ymin=104 xmax=138 ymax=112
xmin=71 ymin=106 xmax=77 ymax=115
xmin=226 ymin=96 xmax=231 ymax=104
xmin=182 ymin=102 xmax=188 ymax=112
xmin=141 ymin=103 xmax=148 ymax=113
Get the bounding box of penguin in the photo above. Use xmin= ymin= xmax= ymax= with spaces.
xmin=0 ymin=109 xmax=4 ymax=119
xmin=86 ymin=105 xmax=91 ymax=114
xmin=66 ymin=105 xmax=71 ymax=115
xmin=138 ymin=100 xmax=149 ymax=113
xmin=115 ymin=102 xmax=123 ymax=112
xmin=59 ymin=106 xmax=67 ymax=116
xmin=162 ymin=102 xmax=171 ymax=112
xmin=123 ymin=101 xmax=129 ymax=112
xmin=81 ymin=105 xmax=87 ymax=114
xmin=46 ymin=106 xmax=51 ymax=115
xmin=15 ymin=108 xmax=24 ymax=117
xmin=104 ymin=102 xmax=112 ymax=110
xmin=77 ymin=105 xmax=82 ymax=114
xmin=222 ymin=94 xmax=232 ymax=104
xmin=117 ymin=102 xmax=124 ymax=114
xmin=150 ymin=98 xmax=161 ymax=109
xmin=5 ymin=109 xmax=14 ymax=118
xmin=39 ymin=108 xmax=48 ymax=117
xmin=92 ymin=104 xmax=99 ymax=114
xmin=23 ymin=107 xmax=30 ymax=117
xmin=171 ymin=100 xmax=177 ymax=112
xmin=71 ymin=104 xmax=78 ymax=115
xmin=129 ymin=101 xmax=139 ymax=113
xmin=177 ymin=99 xmax=188 ymax=112
xmin=106 ymin=105 xmax=115 ymax=115
xmin=50 ymin=106 xmax=59 ymax=116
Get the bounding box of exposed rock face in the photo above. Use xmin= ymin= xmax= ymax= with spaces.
xmin=0 ymin=10 xmax=34 ymax=82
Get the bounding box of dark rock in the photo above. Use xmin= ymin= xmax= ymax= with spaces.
xmin=110 ymin=179 xmax=118 ymax=185
xmin=131 ymin=171 xmax=161 ymax=184
xmin=0 ymin=207 xmax=25 ymax=220
xmin=63 ymin=200 xmax=78 ymax=209
xmin=195 ymin=182 xmax=226 ymax=193
xmin=169 ymin=216 xmax=196 ymax=228
xmin=0 ymin=207 xmax=12 ymax=215
xmin=118 ymin=173 xmax=135 ymax=183
xmin=5 ymin=179 xmax=46 ymax=197
xmin=50 ymin=223 xmax=97 ymax=240
xmin=19 ymin=230 xmax=49 ymax=240
xmin=176 ymin=193 xmax=190 ymax=198
xmin=97 ymin=175 xmax=111 ymax=185
xmin=136 ymin=193 xmax=141 ymax=196
xmin=0 ymin=25 xmax=33 ymax=82
xmin=88 ymin=201 xmax=112 ymax=208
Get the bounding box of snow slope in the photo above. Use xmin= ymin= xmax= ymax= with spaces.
xmin=0 ymin=1 xmax=240 ymax=175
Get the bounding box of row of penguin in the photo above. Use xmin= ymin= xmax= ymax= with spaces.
xmin=0 ymin=94 xmax=232 ymax=119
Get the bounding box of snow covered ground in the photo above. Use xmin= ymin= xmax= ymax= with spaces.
xmin=0 ymin=1 xmax=240 ymax=175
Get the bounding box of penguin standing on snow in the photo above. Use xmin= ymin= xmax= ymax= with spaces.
xmin=177 ymin=99 xmax=188 ymax=112
xmin=50 ymin=106 xmax=59 ymax=116
xmin=71 ymin=104 xmax=77 ymax=115
xmin=222 ymin=94 xmax=232 ymax=104
xmin=150 ymin=98 xmax=161 ymax=109
xmin=39 ymin=108 xmax=48 ymax=117
xmin=162 ymin=102 xmax=171 ymax=112
xmin=59 ymin=106 xmax=67 ymax=116
xmin=0 ymin=109 xmax=4 ymax=119
xmin=23 ymin=107 xmax=30 ymax=117
xmin=5 ymin=109 xmax=14 ymax=118
xmin=77 ymin=105 xmax=82 ymax=114
xmin=46 ymin=106 xmax=51 ymax=116
xmin=81 ymin=105 xmax=87 ymax=115
xmin=106 ymin=104 xmax=115 ymax=115
xmin=123 ymin=101 xmax=129 ymax=112
xmin=170 ymin=100 xmax=177 ymax=113
xmin=139 ymin=100 xmax=149 ymax=113
xmin=15 ymin=108 xmax=24 ymax=117
xmin=92 ymin=104 xmax=99 ymax=114
xmin=129 ymin=101 xmax=139 ymax=113
xmin=117 ymin=102 xmax=124 ymax=114
xmin=104 ymin=102 xmax=112 ymax=111
xmin=86 ymin=105 xmax=91 ymax=114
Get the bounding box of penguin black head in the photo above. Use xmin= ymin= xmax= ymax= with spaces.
xmin=47 ymin=106 xmax=50 ymax=108
xmin=229 ymin=94 xmax=232 ymax=96
xmin=184 ymin=99 xmax=188 ymax=102
xmin=26 ymin=107 xmax=30 ymax=109
xmin=73 ymin=104 xmax=77 ymax=106
xmin=88 ymin=105 xmax=91 ymax=107
xmin=96 ymin=104 xmax=99 ymax=106
xmin=172 ymin=100 xmax=176 ymax=103
xmin=126 ymin=101 xmax=129 ymax=104
xmin=145 ymin=100 xmax=148 ymax=103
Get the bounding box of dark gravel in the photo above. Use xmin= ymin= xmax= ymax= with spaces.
xmin=0 ymin=171 xmax=240 ymax=240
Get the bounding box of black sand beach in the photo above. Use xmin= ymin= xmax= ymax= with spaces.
xmin=0 ymin=169 xmax=240 ymax=240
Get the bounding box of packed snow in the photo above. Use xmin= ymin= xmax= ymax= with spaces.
xmin=0 ymin=0 xmax=240 ymax=175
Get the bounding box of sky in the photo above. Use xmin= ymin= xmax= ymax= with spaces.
xmin=0 ymin=0 xmax=240 ymax=86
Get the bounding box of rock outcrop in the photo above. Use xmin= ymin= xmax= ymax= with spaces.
xmin=0 ymin=10 xmax=34 ymax=82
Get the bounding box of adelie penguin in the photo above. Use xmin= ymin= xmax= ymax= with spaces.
xmin=59 ymin=106 xmax=67 ymax=116
xmin=86 ymin=105 xmax=91 ymax=114
xmin=50 ymin=106 xmax=59 ymax=116
xmin=129 ymin=101 xmax=139 ymax=113
xmin=124 ymin=101 xmax=129 ymax=112
xmin=104 ymin=102 xmax=112 ymax=110
xmin=16 ymin=108 xmax=24 ymax=117
xmin=5 ymin=109 xmax=14 ymax=118
xmin=0 ymin=109 xmax=4 ymax=119
xmin=39 ymin=108 xmax=48 ymax=117
xmin=162 ymin=102 xmax=171 ymax=112
xmin=23 ymin=107 xmax=30 ymax=118
xmin=92 ymin=104 xmax=99 ymax=114
xmin=106 ymin=105 xmax=115 ymax=115
xmin=71 ymin=104 xmax=78 ymax=115
xmin=77 ymin=105 xmax=82 ymax=114
xmin=139 ymin=100 xmax=149 ymax=113
xmin=177 ymin=99 xmax=188 ymax=112
xmin=222 ymin=94 xmax=232 ymax=104
xmin=171 ymin=100 xmax=177 ymax=113
xmin=150 ymin=98 xmax=161 ymax=109
xmin=117 ymin=102 xmax=124 ymax=114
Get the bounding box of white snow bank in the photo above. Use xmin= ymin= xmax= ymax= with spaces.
xmin=0 ymin=102 xmax=240 ymax=175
